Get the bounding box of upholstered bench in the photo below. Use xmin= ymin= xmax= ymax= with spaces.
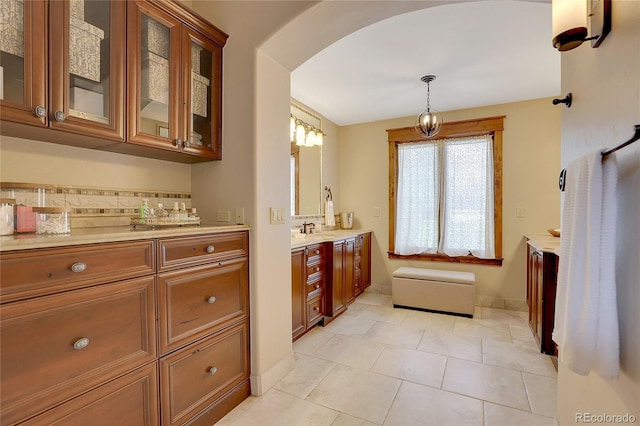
xmin=392 ymin=267 xmax=476 ymax=317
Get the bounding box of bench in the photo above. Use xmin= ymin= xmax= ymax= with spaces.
xmin=392 ymin=267 xmax=476 ymax=317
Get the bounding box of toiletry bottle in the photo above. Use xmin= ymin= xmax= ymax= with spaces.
xmin=180 ymin=202 xmax=188 ymax=221
xmin=171 ymin=202 xmax=180 ymax=223
xmin=156 ymin=203 xmax=168 ymax=224
xmin=139 ymin=199 xmax=150 ymax=220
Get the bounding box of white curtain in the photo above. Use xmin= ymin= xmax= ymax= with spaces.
xmin=395 ymin=135 xmax=494 ymax=258
xmin=439 ymin=136 xmax=494 ymax=258
xmin=395 ymin=142 xmax=439 ymax=255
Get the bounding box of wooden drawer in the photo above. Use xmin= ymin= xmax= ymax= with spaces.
xmin=22 ymin=362 xmax=159 ymax=426
xmin=306 ymin=261 xmax=324 ymax=277
xmin=0 ymin=276 xmax=156 ymax=425
xmin=307 ymin=297 xmax=324 ymax=325
xmin=0 ymin=240 xmax=155 ymax=303
xmin=160 ymin=322 xmax=250 ymax=426
xmin=306 ymin=279 xmax=323 ymax=298
xmin=305 ymin=243 xmax=325 ymax=263
xmin=158 ymin=257 xmax=249 ymax=354
xmin=158 ymin=231 xmax=248 ymax=272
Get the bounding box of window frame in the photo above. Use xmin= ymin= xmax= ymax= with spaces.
xmin=387 ymin=115 xmax=505 ymax=266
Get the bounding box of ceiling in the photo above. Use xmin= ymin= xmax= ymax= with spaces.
xmin=290 ymin=0 xmax=561 ymax=127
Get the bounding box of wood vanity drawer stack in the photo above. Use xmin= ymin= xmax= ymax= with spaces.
xmin=0 ymin=241 xmax=158 ymax=425
xmin=304 ymin=243 xmax=326 ymax=326
xmin=157 ymin=231 xmax=250 ymax=425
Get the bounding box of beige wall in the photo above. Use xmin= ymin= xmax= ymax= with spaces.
xmin=0 ymin=135 xmax=191 ymax=192
xmin=339 ymin=98 xmax=561 ymax=304
xmin=556 ymin=0 xmax=640 ymax=423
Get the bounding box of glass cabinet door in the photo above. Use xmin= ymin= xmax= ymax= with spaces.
xmin=127 ymin=0 xmax=181 ymax=151
xmin=0 ymin=0 xmax=47 ymax=126
xmin=181 ymin=29 xmax=222 ymax=160
xmin=48 ymin=0 xmax=126 ymax=140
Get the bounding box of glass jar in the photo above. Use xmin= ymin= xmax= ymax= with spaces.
xmin=0 ymin=198 xmax=16 ymax=236
xmin=33 ymin=207 xmax=72 ymax=234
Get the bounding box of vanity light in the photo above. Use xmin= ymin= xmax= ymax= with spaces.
xmin=290 ymin=113 xmax=325 ymax=147
xmin=552 ymin=0 xmax=611 ymax=51
xmin=415 ymin=75 xmax=443 ymax=138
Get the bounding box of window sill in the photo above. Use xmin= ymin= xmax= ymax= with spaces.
xmin=387 ymin=252 xmax=503 ymax=266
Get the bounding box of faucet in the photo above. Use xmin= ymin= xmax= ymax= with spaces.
xmin=301 ymin=222 xmax=315 ymax=234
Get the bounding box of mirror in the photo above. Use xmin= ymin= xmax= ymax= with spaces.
xmin=290 ymin=104 xmax=323 ymax=216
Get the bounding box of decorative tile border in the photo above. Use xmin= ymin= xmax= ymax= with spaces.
xmin=1 ymin=182 xmax=192 ymax=227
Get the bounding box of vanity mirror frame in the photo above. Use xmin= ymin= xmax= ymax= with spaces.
xmin=290 ymin=103 xmax=323 ymax=218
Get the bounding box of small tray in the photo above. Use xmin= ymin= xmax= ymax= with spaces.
xmin=131 ymin=218 xmax=200 ymax=229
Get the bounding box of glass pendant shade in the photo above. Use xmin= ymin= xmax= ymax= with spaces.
xmin=416 ymin=108 xmax=444 ymax=137
xmin=306 ymin=129 xmax=316 ymax=147
xmin=316 ymin=132 xmax=323 ymax=146
xmin=552 ymin=0 xmax=588 ymax=51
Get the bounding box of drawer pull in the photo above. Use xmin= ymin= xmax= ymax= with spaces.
xmin=207 ymin=296 xmax=217 ymax=304
xmin=208 ymin=366 xmax=218 ymax=375
xmin=313 ymin=306 xmax=319 ymax=311
xmin=315 ymin=250 xmax=320 ymax=255
xmin=206 ymin=245 xmax=215 ymax=253
xmin=315 ymin=284 xmax=320 ymax=289
xmin=70 ymin=262 xmax=87 ymax=273
xmin=73 ymin=337 xmax=90 ymax=350
xmin=315 ymin=266 xmax=320 ymax=272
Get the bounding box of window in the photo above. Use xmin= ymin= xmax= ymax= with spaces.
xmin=388 ymin=116 xmax=504 ymax=265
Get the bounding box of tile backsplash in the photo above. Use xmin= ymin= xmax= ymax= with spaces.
xmin=1 ymin=182 xmax=191 ymax=228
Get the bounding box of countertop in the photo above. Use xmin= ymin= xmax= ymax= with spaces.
xmin=0 ymin=224 xmax=251 ymax=252
xmin=525 ymin=233 xmax=561 ymax=254
xmin=291 ymin=229 xmax=372 ymax=249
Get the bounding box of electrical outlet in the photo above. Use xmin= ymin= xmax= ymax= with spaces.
xmin=216 ymin=210 xmax=231 ymax=222
xmin=235 ymin=207 xmax=245 ymax=224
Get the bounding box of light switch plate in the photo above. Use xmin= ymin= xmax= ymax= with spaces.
xmin=235 ymin=208 xmax=245 ymax=224
xmin=270 ymin=207 xmax=284 ymax=224
xmin=216 ymin=210 xmax=231 ymax=222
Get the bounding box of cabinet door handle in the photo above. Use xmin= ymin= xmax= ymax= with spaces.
xmin=70 ymin=262 xmax=87 ymax=273
xmin=206 ymin=245 xmax=215 ymax=253
xmin=208 ymin=366 xmax=218 ymax=375
xmin=73 ymin=337 xmax=90 ymax=350
xmin=34 ymin=105 xmax=47 ymax=118
xmin=207 ymin=296 xmax=216 ymax=304
xmin=53 ymin=110 xmax=65 ymax=122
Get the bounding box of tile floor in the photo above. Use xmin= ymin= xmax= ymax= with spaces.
xmin=217 ymin=293 xmax=557 ymax=426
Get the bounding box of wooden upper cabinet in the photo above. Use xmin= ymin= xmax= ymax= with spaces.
xmin=0 ymin=0 xmax=47 ymax=127
xmin=0 ymin=0 xmax=125 ymax=140
xmin=0 ymin=0 xmax=227 ymax=162
xmin=126 ymin=0 xmax=227 ymax=161
xmin=48 ymin=0 xmax=126 ymax=140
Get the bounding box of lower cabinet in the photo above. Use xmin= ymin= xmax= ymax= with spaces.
xmin=526 ymin=241 xmax=559 ymax=357
xmin=0 ymin=230 xmax=250 ymax=425
xmin=292 ymin=232 xmax=372 ymax=336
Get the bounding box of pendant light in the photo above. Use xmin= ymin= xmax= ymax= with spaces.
xmin=415 ymin=75 xmax=444 ymax=138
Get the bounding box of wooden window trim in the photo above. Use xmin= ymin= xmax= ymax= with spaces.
xmin=387 ymin=115 xmax=504 ymax=266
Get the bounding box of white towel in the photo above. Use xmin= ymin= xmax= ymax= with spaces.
xmin=552 ymin=151 xmax=619 ymax=380
xmin=325 ymin=200 xmax=335 ymax=227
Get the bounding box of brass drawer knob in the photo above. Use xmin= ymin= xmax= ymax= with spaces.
xmin=313 ymin=306 xmax=319 ymax=311
xmin=73 ymin=337 xmax=90 ymax=350
xmin=207 ymin=296 xmax=216 ymax=304
xmin=208 ymin=366 xmax=218 ymax=375
xmin=315 ymin=250 xmax=320 ymax=255
xmin=70 ymin=262 xmax=87 ymax=273
xmin=206 ymin=245 xmax=215 ymax=253
xmin=315 ymin=284 xmax=320 ymax=289
xmin=315 ymin=266 xmax=320 ymax=272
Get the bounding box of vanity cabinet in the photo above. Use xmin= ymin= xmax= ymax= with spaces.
xmin=0 ymin=0 xmax=228 ymax=163
xmin=0 ymin=242 xmax=157 ymax=425
xmin=526 ymin=241 xmax=559 ymax=357
xmin=123 ymin=0 xmax=226 ymax=161
xmin=328 ymin=238 xmax=354 ymax=318
xmin=0 ymin=229 xmax=250 ymax=425
xmin=156 ymin=231 xmax=250 ymax=425
xmin=291 ymin=243 xmax=326 ymax=340
xmin=0 ymin=0 xmax=126 ymax=142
